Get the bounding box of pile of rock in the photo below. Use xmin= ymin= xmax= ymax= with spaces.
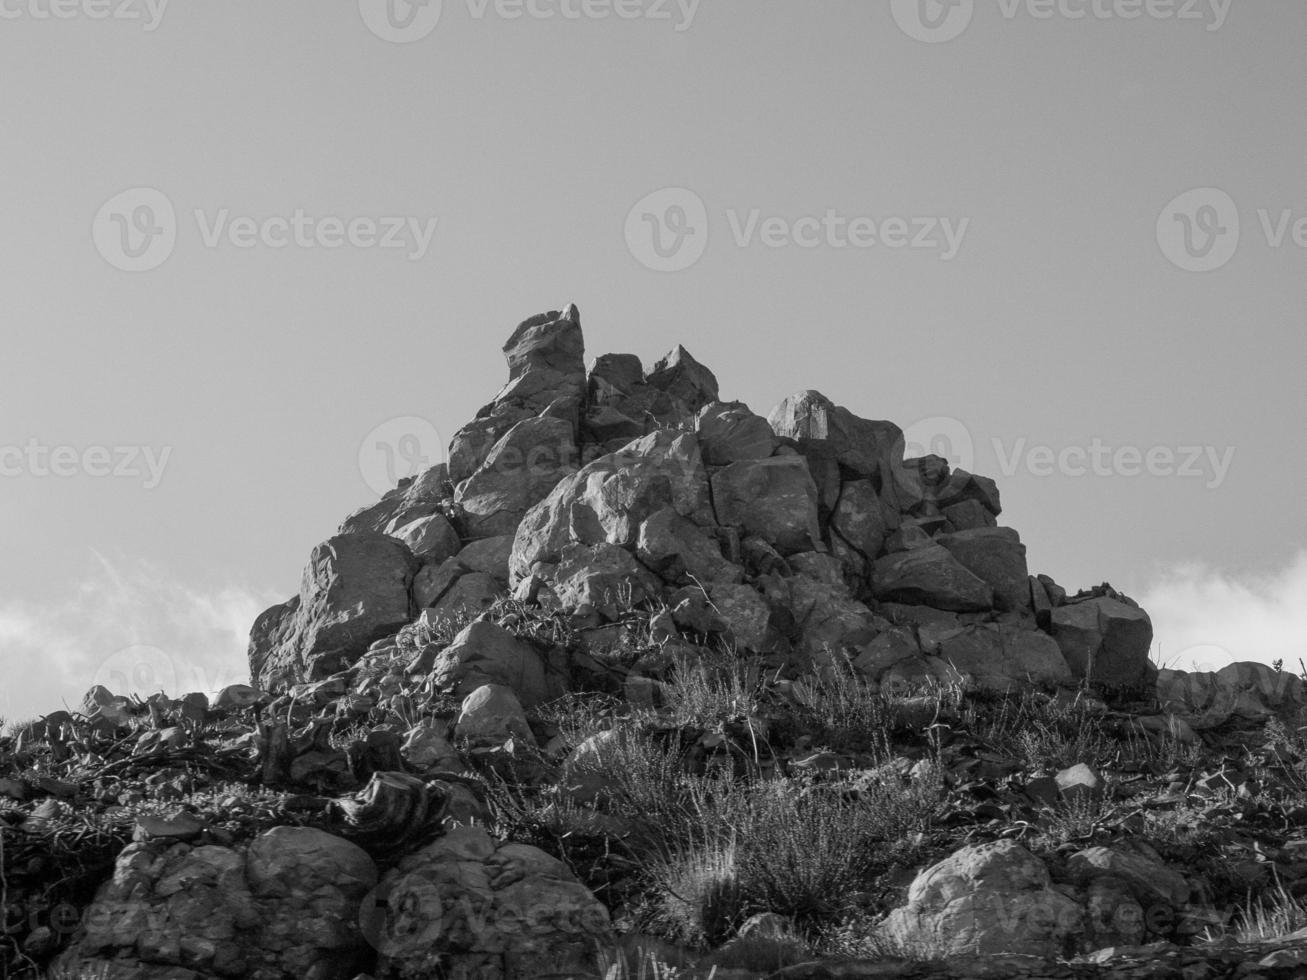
xmin=250 ymin=304 xmax=1158 ymax=708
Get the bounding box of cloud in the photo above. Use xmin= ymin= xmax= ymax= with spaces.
xmin=1139 ymin=550 xmax=1307 ymax=673
xmin=0 ymin=553 xmax=277 ymax=722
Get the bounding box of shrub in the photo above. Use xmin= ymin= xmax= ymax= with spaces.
xmin=649 ymin=770 xmax=945 ymax=945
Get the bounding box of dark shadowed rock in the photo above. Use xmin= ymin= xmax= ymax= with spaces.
xmin=768 ymin=390 xmax=903 ymax=481
xmin=871 ymin=544 xmax=994 ymax=612
xmin=937 ymin=527 xmax=1031 ymax=613
xmin=695 ymin=400 xmax=776 ymax=465
xmin=711 ymin=455 xmax=822 ymax=556
xmin=1050 ymin=595 xmax=1152 ymax=690
xmin=372 ymin=825 xmax=611 ymax=979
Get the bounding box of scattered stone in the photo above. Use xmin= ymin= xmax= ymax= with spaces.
xmin=878 ymin=840 xmax=1084 ymax=957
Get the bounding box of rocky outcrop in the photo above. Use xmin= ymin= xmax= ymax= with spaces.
xmin=253 ymin=303 xmax=1157 ymax=700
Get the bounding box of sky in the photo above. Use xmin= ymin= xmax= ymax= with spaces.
xmin=1 ymin=0 xmax=1304 ymax=718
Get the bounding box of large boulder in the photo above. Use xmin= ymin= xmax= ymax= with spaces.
xmin=645 ymin=344 xmax=719 ymax=415
xmin=385 ymin=512 xmax=461 ymax=562
xmin=871 ymin=544 xmax=994 ymax=612
xmin=1157 ymin=662 xmax=1307 ymax=730
xmin=368 ymin=825 xmax=612 ymax=980
xmin=931 ymin=623 xmax=1071 ymax=692
xmin=636 ymin=508 xmax=743 ymax=586
xmin=1050 ymin=595 xmax=1153 ymax=690
xmin=52 ymin=828 xmax=377 ymax=980
xmin=695 ymin=401 xmax=776 ymax=465
xmin=456 ymin=416 xmax=578 ymax=538
xmin=419 ymin=620 xmax=552 ymax=707
xmin=878 ymin=840 xmax=1084 ymax=958
xmin=249 ymin=533 xmax=417 ymax=691
xmin=937 ymin=527 xmax=1031 ymax=614
xmin=454 ymin=684 xmax=534 ymax=745
xmin=767 ymin=390 xmax=903 ymax=482
xmin=551 ymin=542 xmax=662 ymax=620
xmin=710 ymin=455 xmax=821 ymax=556
xmin=509 ymin=429 xmax=713 ymax=584
xmin=830 ymin=479 xmax=894 ymax=572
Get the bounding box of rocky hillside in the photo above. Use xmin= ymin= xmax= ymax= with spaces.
xmin=4 ymin=305 xmax=1307 ymax=980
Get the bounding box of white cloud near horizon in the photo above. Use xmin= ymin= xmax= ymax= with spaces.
xmin=0 ymin=552 xmax=276 ymax=721
xmin=1140 ymin=550 xmax=1307 ymax=673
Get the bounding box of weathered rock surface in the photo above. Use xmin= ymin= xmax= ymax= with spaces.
xmin=369 ymin=825 xmax=613 ymax=979
xmin=1157 ymin=660 xmax=1307 ymax=730
xmin=872 ymin=544 xmax=995 ymax=612
xmin=711 ymin=455 xmax=823 ymax=556
xmin=509 ymin=429 xmax=713 ymax=583
xmin=878 ymin=840 xmax=1084 ymax=957
xmin=250 ymin=533 xmax=417 ymax=691
xmin=52 ymin=827 xmax=377 ymax=980
xmin=419 ymin=620 xmax=553 ymax=707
